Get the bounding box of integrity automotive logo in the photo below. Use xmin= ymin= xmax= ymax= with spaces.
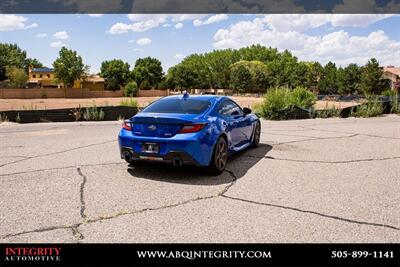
xmin=3 ymin=246 xmax=62 ymax=263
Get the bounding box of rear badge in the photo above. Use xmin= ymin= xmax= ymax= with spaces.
xmin=148 ymin=125 xmax=157 ymax=131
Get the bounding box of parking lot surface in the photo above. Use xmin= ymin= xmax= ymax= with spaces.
xmin=1 ymin=116 xmax=399 ymax=243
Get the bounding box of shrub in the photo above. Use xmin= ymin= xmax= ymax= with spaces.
xmin=83 ymin=104 xmax=105 ymax=121
xmin=288 ymin=87 xmax=316 ymax=108
xmin=0 ymin=113 xmax=9 ymax=123
xmin=124 ymin=81 xmax=138 ymax=97
xmin=260 ymin=88 xmax=290 ymax=120
xmin=390 ymin=92 xmax=400 ymax=114
xmin=139 ymin=80 xmax=151 ymax=90
xmin=6 ymin=66 xmax=27 ymax=88
xmin=70 ymin=105 xmax=83 ymax=121
xmin=120 ymin=98 xmax=138 ymax=108
xmin=381 ymin=89 xmax=395 ymax=97
xmin=351 ymin=97 xmax=383 ymax=118
xmin=313 ymin=106 xmax=341 ymax=118
xmin=260 ymin=87 xmax=316 ymax=120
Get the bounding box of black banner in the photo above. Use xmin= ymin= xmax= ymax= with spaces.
xmin=1 ymin=0 xmax=400 ymax=14
xmin=0 ymin=243 xmax=399 ymax=266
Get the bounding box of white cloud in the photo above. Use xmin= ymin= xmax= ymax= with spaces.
xmin=213 ymin=15 xmax=400 ymax=66
xmin=193 ymin=14 xmax=229 ymax=26
xmin=175 ymin=53 xmax=185 ymax=59
xmin=36 ymin=33 xmax=47 ymax=38
xmin=262 ymin=14 xmax=396 ymax=32
xmin=133 ymin=48 xmax=144 ymax=52
xmin=109 ymin=14 xmax=206 ymax=34
xmin=175 ymin=23 xmax=183 ymax=29
xmin=88 ymin=14 xmax=104 ymax=17
xmin=128 ymin=39 xmax=135 ymax=43
xmin=136 ymin=37 xmax=152 ymax=46
xmin=50 ymin=41 xmax=67 ymax=48
xmin=0 ymin=15 xmax=38 ymax=31
xmin=53 ymin=31 xmax=70 ymax=40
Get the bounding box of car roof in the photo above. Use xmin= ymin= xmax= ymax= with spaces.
xmin=162 ymin=94 xmax=227 ymax=103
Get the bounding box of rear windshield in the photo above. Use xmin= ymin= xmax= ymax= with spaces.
xmin=143 ymin=98 xmax=212 ymax=114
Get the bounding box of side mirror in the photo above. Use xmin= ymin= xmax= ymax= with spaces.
xmin=243 ymin=107 xmax=252 ymax=115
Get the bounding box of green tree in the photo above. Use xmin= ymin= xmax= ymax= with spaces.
xmin=0 ymin=43 xmax=43 ymax=81
xmin=229 ymin=60 xmax=271 ymax=93
xmin=339 ymin=63 xmax=361 ymax=95
xmin=304 ymin=62 xmax=323 ymax=91
xmin=0 ymin=43 xmax=26 ymax=80
xmin=100 ymin=59 xmax=130 ymax=91
xmin=6 ymin=66 xmax=28 ymax=88
xmin=53 ymin=47 xmax=88 ymax=88
xmin=124 ymin=81 xmax=138 ymax=96
xmin=139 ymin=80 xmax=151 ymax=90
xmin=230 ymin=64 xmax=252 ymax=93
xmin=132 ymin=57 xmax=163 ymax=88
xmin=360 ymin=58 xmax=389 ymax=95
xmin=167 ymin=65 xmax=198 ymax=91
xmin=25 ymin=58 xmax=44 ymax=70
xmin=319 ymin=62 xmax=339 ymax=94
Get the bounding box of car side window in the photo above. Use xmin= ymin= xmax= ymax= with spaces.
xmin=219 ymin=100 xmax=243 ymax=117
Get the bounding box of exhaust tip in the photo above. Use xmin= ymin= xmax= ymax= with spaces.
xmin=122 ymin=152 xmax=132 ymax=163
xmin=172 ymin=158 xmax=183 ymax=167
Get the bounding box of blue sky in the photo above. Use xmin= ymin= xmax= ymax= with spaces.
xmin=0 ymin=14 xmax=399 ymax=74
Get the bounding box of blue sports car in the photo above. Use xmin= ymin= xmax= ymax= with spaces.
xmin=118 ymin=93 xmax=261 ymax=175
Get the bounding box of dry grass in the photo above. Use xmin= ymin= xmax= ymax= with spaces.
xmin=0 ymin=96 xmax=359 ymax=112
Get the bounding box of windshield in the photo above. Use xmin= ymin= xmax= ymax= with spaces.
xmin=142 ymin=98 xmax=212 ymax=114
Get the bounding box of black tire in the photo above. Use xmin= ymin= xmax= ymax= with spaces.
xmin=251 ymin=121 xmax=261 ymax=148
xmin=207 ymin=137 xmax=228 ymax=175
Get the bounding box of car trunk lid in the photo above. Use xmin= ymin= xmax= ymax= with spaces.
xmin=129 ymin=113 xmax=202 ymax=137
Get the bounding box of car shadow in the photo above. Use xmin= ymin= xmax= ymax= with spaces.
xmin=126 ymin=143 xmax=272 ymax=186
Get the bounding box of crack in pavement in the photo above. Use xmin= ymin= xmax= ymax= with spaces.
xmin=300 ymin=125 xmax=400 ymax=140
xmin=1 ymin=225 xmax=73 ymax=240
xmin=273 ymin=134 xmax=359 ymax=146
xmin=2 ymin=167 xmax=399 ymax=240
xmin=76 ymin=168 xmax=87 ymax=220
xmin=262 ymin=131 xmax=353 ymax=139
xmin=222 ymin=195 xmax=400 ymax=231
xmin=0 ymin=162 xmax=125 ymax=177
xmin=245 ymin=154 xmax=400 ymax=164
xmin=0 ymin=168 xmax=238 ymax=240
xmin=71 ymin=224 xmax=84 ymax=242
xmin=87 ymin=169 xmax=238 ymax=224
xmin=0 ymin=140 xmax=117 ymax=168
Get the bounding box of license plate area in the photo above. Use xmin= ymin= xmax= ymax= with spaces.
xmin=141 ymin=142 xmax=159 ymax=154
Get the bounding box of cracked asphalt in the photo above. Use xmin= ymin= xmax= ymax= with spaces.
xmin=0 ymin=115 xmax=399 ymax=243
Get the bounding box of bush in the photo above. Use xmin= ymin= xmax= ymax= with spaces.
xmin=6 ymin=66 xmax=27 ymax=88
xmin=139 ymin=80 xmax=151 ymax=90
xmin=288 ymin=87 xmax=316 ymax=108
xmin=83 ymin=104 xmax=105 ymax=121
xmin=313 ymin=106 xmax=341 ymax=118
xmin=124 ymin=81 xmax=138 ymax=97
xmin=260 ymin=87 xmax=316 ymax=120
xmin=120 ymin=98 xmax=138 ymax=108
xmin=351 ymin=97 xmax=383 ymax=118
xmin=390 ymin=92 xmax=400 ymax=114
xmin=381 ymin=89 xmax=395 ymax=97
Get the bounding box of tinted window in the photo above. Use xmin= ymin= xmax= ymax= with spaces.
xmin=143 ymin=98 xmax=212 ymax=114
xmin=219 ymin=100 xmax=243 ymax=117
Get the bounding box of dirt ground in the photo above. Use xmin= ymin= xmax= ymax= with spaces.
xmin=0 ymin=96 xmax=358 ymax=111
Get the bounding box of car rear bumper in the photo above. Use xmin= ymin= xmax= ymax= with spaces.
xmin=118 ymin=128 xmax=214 ymax=166
xmin=119 ymin=146 xmax=200 ymax=166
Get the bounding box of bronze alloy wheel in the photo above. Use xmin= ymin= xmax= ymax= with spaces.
xmin=252 ymin=121 xmax=261 ymax=147
xmin=208 ymin=137 xmax=228 ymax=175
xmin=215 ymin=138 xmax=228 ymax=171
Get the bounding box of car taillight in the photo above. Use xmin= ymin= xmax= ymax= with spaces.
xmin=178 ymin=123 xmax=207 ymax=133
xmin=122 ymin=120 xmax=132 ymax=131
